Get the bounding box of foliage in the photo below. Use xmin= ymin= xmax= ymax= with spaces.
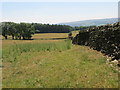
xmin=1 ymin=22 xmax=10 ymax=39
xmin=74 ymin=26 xmax=96 ymax=31
xmin=68 ymin=32 xmax=73 ymax=40
xmin=1 ymin=22 xmax=74 ymax=39
xmin=19 ymin=23 xmax=35 ymax=40
xmin=32 ymin=23 xmax=73 ymax=33
xmin=1 ymin=22 xmax=35 ymax=40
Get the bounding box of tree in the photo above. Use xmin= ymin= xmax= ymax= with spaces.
xmin=1 ymin=22 xmax=10 ymax=39
xmin=20 ymin=23 xmax=35 ymax=40
xmin=32 ymin=23 xmax=73 ymax=33
xmin=68 ymin=32 xmax=73 ymax=40
xmin=1 ymin=21 xmax=74 ymax=40
xmin=7 ymin=22 xmax=16 ymax=40
xmin=1 ymin=22 xmax=35 ymax=40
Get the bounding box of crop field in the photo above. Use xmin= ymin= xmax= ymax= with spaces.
xmin=2 ymin=33 xmax=118 ymax=88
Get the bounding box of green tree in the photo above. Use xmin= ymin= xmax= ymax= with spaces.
xmin=20 ymin=23 xmax=35 ymax=40
xmin=1 ymin=22 xmax=10 ymax=39
xmin=8 ymin=22 xmax=16 ymax=40
xmin=68 ymin=32 xmax=73 ymax=40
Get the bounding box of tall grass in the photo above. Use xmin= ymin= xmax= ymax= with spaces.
xmin=2 ymin=39 xmax=72 ymax=62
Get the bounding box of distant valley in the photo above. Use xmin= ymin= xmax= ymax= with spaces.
xmin=59 ymin=18 xmax=118 ymax=26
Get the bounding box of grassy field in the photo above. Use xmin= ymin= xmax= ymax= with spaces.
xmin=2 ymin=33 xmax=118 ymax=88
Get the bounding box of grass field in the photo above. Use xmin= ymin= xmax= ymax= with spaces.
xmin=2 ymin=33 xmax=118 ymax=88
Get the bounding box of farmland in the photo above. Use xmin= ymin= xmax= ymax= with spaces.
xmin=2 ymin=33 xmax=118 ymax=88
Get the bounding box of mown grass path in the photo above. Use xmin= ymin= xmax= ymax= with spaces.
xmin=2 ymin=45 xmax=118 ymax=88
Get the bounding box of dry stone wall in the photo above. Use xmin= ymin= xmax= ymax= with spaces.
xmin=72 ymin=22 xmax=120 ymax=60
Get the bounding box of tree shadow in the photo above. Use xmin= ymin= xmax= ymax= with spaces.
xmin=1 ymin=37 xmax=68 ymax=40
xmin=34 ymin=38 xmax=67 ymax=40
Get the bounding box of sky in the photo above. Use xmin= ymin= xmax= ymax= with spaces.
xmin=1 ymin=0 xmax=119 ymax=24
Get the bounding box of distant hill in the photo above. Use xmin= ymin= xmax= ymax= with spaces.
xmin=59 ymin=18 xmax=118 ymax=27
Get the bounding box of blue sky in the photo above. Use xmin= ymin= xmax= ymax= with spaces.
xmin=1 ymin=1 xmax=118 ymax=24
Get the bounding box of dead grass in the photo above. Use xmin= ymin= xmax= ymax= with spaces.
xmin=33 ymin=33 xmax=68 ymax=39
xmin=2 ymin=33 xmax=68 ymax=48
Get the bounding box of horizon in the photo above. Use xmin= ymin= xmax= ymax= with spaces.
xmin=1 ymin=17 xmax=118 ymax=24
xmin=1 ymin=2 xmax=118 ymax=24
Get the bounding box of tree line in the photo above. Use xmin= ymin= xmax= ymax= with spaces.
xmin=1 ymin=22 xmax=74 ymax=40
xmin=1 ymin=22 xmax=35 ymax=40
xmin=32 ymin=23 xmax=73 ymax=33
xmin=74 ymin=26 xmax=96 ymax=31
xmin=1 ymin=22 xmax=95 ymax=40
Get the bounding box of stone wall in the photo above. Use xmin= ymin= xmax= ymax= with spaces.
xmin=72 ymin=22 xmax=120 ymax=60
